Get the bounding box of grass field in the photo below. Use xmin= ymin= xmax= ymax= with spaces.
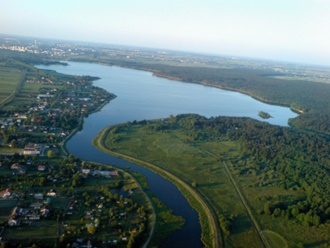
xmin=0 ymin=147 xmax=23 ymax=154
xmin=262 ymin=230 xmax=288 ymax=248
xmin=270 ymin=75 xmax=330 ymax=84
xmin=0 ymin=67 xmax=22 ymax=104
xmin=0 ymin=60 xmax=65 ymax=111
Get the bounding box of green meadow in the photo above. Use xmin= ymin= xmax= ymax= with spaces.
xmin=94 ymin=118 xmax=330 ymax=248
xmin=0 ymin=67 xmax=22 ymax=105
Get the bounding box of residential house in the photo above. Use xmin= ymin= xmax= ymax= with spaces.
xmin=0 ymin=188 xmax=12 ymax=198
xmin=23 ymin=143 xmax=42 ymax=155
xmin=38 ymin=165 xmax=46 ymax=171
xmin=82 ymin=168 xmax=91 ymax=174
xmin=110 ymin=171 xmax=119 ymax=177
xmin=34 ymin=193 xmax=43 ymax=200
xmin=40 ymin=206 xmax=49 ymax=217
xmin=44 ymin=197 xmax=53 ymax=205
xmin=30 ymin=202 xmax=43 ymax=209
xmin=46 ymin=189 xmax=57 ymax=197
xmin=8 ymin=218 xmax=21 ymax=227
xmin=11 ymin=163 xmax=21 ymax=170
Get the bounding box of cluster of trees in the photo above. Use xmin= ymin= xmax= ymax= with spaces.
xmin=219 ymin=214 xmax=236 ymax=236
xmin=1 ymin=128 xmax=16 ymax=146
xmin=262 ymin=200 xmax=325 ymax=227
xmin=0 ymin=157 xmax=82 ymax=192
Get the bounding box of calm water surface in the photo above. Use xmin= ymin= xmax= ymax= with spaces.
xmin=36 ymin=62 xmax=298 ymax=247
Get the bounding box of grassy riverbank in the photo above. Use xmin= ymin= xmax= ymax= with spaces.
xmin=93 ymin=125 xmax=215 ymax=247
xmin=92 ymin=115 xmax=330 ymax=248
xmin=93 ymin=124 xmax=250 ymax=247
xmin=126 ymin=170 xmax=185 ymax=247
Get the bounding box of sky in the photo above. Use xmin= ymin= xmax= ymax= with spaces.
xmin=1 ymin=0 xmax=330 ymax=66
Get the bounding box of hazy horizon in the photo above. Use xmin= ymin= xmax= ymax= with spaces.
xmin=1 ymin=0 xmax=330 ymax=66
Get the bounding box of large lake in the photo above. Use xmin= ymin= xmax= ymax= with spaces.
xmin=36 ymin=62 xmax=298 ymax=247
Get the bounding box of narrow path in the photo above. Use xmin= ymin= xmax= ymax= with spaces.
xmin=222 ymin=161 xmax=268 ymax=248
xmin=200 ymin=147 xmax=269 ymax=248
xmin=139 ymin=179 xmax=156 ymax=248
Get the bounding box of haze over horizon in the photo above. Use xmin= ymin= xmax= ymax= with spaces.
xmin=1 ymin=0 xmax=330 ymax=66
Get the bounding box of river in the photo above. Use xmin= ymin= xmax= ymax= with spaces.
xmin=36 ymin=62 xmax=298 ymax=247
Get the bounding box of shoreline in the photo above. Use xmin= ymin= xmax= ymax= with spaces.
xmin=68 ymin=58 xmax=304 ymax=117
xmin=154 ymin=72 xmax=304 ymax=116
xmin=60 ymin=92 xmax=117 ymax=156
xmin=91 ymin=161 xmax=156 ymax=248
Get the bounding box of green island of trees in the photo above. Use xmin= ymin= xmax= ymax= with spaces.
xmin=258 ymin=111 xmax=272 ymax=119
xmin=94 ymin=114 xmax=330 ymax=248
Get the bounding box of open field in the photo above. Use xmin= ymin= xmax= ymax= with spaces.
xmin=0 ymin=147 xmax=23 ymax=154
xmin=269 ymin=75 xmax=330 ymax=84
xmin=0 ymin=67 xmax=23 ymax=105
xmin=262 ymin=230 xmax=288 ymax=248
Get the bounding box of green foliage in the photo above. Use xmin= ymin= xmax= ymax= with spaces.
xmin=264 ymin=202 xmax=272 ymax=215
xmin=86 ymin=223 xmax=96 ymax=234
xmin=219 ymin=214 xmax=235 ymax=236
xmin=47 ymin=150 xmax=55 ymax=158
xmin=98 ymin=114 xmax=330 ymax=247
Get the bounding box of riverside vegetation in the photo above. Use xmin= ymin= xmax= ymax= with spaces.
xmin=94 ymin=114 xmax=330 ymax=248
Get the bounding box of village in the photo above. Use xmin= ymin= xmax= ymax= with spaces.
xmin=0 ymin=155 xmax=150 ymax=247
xmin=0 ymin=70 xmax=115 ymax=156
xmin=0 ymin=55 xmax=151 ymax=247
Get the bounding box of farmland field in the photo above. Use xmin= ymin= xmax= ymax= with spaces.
xmin=0 ymin=67 xmax=22 ymax=104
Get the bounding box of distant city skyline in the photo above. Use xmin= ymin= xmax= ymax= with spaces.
xmin=1 ymin=0 xmax=330 ymax=66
